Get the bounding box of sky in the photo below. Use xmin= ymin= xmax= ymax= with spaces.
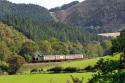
xmin=8 ymin=0 xmax=84 ymax=9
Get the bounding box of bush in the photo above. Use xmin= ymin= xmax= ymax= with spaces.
xmin=30 ymin=68 xmax=43 ymax=74
xmin=63 ymin=67 xmax=80 ymax=73
xmin=30 ymin=68 xmax=38 ymax=73
xmin=70 ymin=75 xmax=83 ymax=83
xmin=83 ymin=65 xmax=94 ymax=72
xmin=0 ymin=62 xmax=9 ymax=72
xmin=47 ymin=67 xmax=63 ymax=73
xmin=7 ymin=55 xmax=26 ymax=74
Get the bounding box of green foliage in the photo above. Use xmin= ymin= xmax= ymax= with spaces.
xmin=2 ymin=15 xmax=96 ymax=43
xmin=0 ymin=21 xmax=29 ymax=71
xmin=89 ymin=35 xmax=125 ymax=82
xmin=37 ymin=38 xmax=85 ymax=55
xmin=101 ymin=40 xmax=112 ymax=55
xmin=0 ymin=22 xmax=28 ymax=62
xmin=37 ymin=40 xmax=53 ymax=54
xmin=63 ymin=67 xmax=80 ymax=73
xmin=85 ymin=42 xmax=104 ymax=57
xmin=47 ymin=67 xmax=63 ymax=73
xmin=0 ymin=0 xmax=53 ymax=22
xmin=94 ymin=58 xmax=119 ymax=73
xmin=0 ymin=62 xmax=9 ymax=73
xmin=19 ymin=41 xmax=39 ymax=62
xmin=30 ymin=68 xmax=43 ymax=74
xmin=0 ymin=41 xmax=12 ymax=61
xmin=101 ymin=40 xmax=112 ymax=50
xmin=7 ymin=55 xmax=25 ymax=74
xmin=112 ymin=36 xmax=125 ymax=53
xmin=83 ymin=65 xmax=94 ymax=72
xmin=89 ymin=53 xmax=125 ymax=83
xmin=70 ymin=75 xmax=83 ymax=83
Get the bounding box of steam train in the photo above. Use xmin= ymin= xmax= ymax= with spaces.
xmin=32 ymin=54 xmax=84 ymax=62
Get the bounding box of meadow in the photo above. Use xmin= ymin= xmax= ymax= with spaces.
xmin=0 ymin=53 xmax=120 ymax=83
xmin=19 ymin=57 xmax=100 ymax=74
xmin=0 ymin=73 xmax=92 ymax=83
xmin=19 ymin=53 xmax=120 ymax=74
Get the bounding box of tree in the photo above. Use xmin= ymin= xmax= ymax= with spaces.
xmin=69 ymin=43 xmax=84 ymax=54
xmin=37 ymin=40 xmax=52 ymax=54
xmin=89 ymin=53 xmax=125 ymax=83
xmin=7 ymin=55 xmax=25 ymax=74
xmin=0 ymin=41 xmax=11 ymax=62
xmin=19 ymin=41 xmax=39 ymax=62
xmin=85 ymin=42 xmax=104 ymax=57
xmin=112 ymin=36 xmax=125 ymax=53
xmin=101 ymin=40 xmax=112 ymax=55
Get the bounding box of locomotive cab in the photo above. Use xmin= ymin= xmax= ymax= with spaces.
xmin=32 ymin=52 xmax=44 ymax=62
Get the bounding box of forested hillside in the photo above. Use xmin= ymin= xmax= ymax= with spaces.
xmin=52 ymin=0 xmax=125 ymax=33
xmin=2 ymin=15 xmax=96 ymax=43
xmin=0 ymin=22 xmax=28 ymax=71
xmin=0 ymin=22 xmax=105 ymax=74
xmin=0 ymin=0 xmax=98 ymax=43
xmin=0 ymin=0 xmax=53 ymax=22
xmin=0 ymin=22 xmax=29 ymax=55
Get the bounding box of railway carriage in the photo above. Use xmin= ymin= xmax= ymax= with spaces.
xmin=55 ymin=55 xmax=65 ymax=61
xmin=74 ymin=54 xmax=84 ymax=59
xmin=43 ymin=55 xmax=56 ymax=61
xmin=66 ymin=55 xmax=75 ymax=60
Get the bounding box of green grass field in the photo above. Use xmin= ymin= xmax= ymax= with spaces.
xmin=0 ymin=53 xmax=121 ymax=83
xmin=19 ymin=57 xmax=101 ymax=74
xmin=0 ymin=73 xmax=92 ymax=83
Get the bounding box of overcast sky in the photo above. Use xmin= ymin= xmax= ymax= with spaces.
xmin=8 ymin=0 xmax=84 ymax=9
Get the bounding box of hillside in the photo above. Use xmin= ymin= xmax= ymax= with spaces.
xmin=2 ymin=15 xmax=96 ymax=43
xmin=0 ymin=22 xmax=29 ymax=59
xmin=52 ymin=0 xmax=125 ymax=33
xmin=0 ymin=0 xmax=53 ymax=22
xmin=0 ymin=0 xmax=97 ymax=43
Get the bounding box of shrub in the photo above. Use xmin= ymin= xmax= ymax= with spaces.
xmin=7 ymin=55 xmax=26 ymax=74
xmin=70 ymin=75 xmax=83 ymax=83
xmin=40 ymin=68 xmax=43 ymax=72
xmin=0 ymin=62 xmax=9 ymax=72
xmin=30 ymin=68 xmax=43 ymax=74
xmin=63 ymin=67 xmax=80 ymax=73
xmin=83 ymin=65 xmax=94 ymax=72
xmin=47 ymin=67 xmax=63 ymax=73
xmin=30 ymin=68 xmax=38 ymax=73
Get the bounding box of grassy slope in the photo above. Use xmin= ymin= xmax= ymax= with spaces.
xmin=0 ymin=53 xmax=120 ymax=83
xmin=19 ymin=54 xmax=120 ymax=73
xmin=19 ymin=57 xmax=100 ymax=73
